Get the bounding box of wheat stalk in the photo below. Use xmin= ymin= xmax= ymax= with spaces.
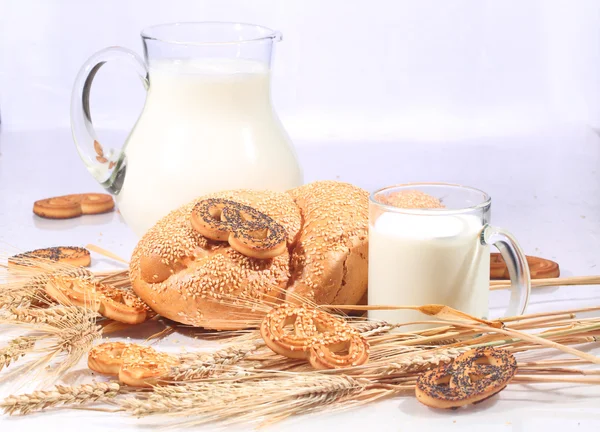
xmin=170 ymin=340 xmax=264 ymax=381
xmin=7 ymin=306 xmax=97 ymax=325
xmin=513 ymin=375 xmax=600 ymax=384
xmin=1 ymin=267 xmax=92 ymax=310
xmin=85 ymin=244 xmax=129 ymax=264
xmin=3 ymin=246 xmax=600 ymax=426
xmin=120 ymin=374 xmax=368 ymax=425
xmin=57 ymin=321 xmax=102 ymax=355
xmin=0 ymin=289 xmax=36 ymax=309
xmin=490 ymin=275 xmax=600 ymax=290
xmin=359 ymin=347 xmax=469 ymax=377
xmin=351 ymin=319 xmax=399 ymax=337
xmin=1 ymin=381 xmax=121 ymax=415
xmin=0 ymin=303 xmax=101 ymax=382
xmin=0 ymin=336 xmax=36 ymax=372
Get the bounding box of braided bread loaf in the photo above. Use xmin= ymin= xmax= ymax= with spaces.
xmin=130 ymin=181 xmax=368 ymax=329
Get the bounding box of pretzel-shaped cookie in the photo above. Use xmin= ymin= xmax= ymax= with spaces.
xmin=309 ymin=333 xmax=370 ymax=370
xmin=416 ymin=347 xmax=517 ymax=409
xmin=88 ymin=342 xmax=178 ymax=387
xmin=119 ymin=344 xmax=179 ymax=388
xmin=45 ymin=275 xmax=149 ymax=324
xmin=260 ymin=304 xmax=370 ymax=369
xmin=190 ymin=198 xmax=287 ymax=259
xmin=88 ymin=342 xmax=128 ymax=375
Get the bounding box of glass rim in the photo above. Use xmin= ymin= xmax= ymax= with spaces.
xmin=369 ymin=182 xmax=491 ymax=216
xmin=141 ymin=22 xmax=281 ymax=46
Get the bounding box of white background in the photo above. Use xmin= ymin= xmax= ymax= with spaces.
xmin=1 ymin=0 xmax=600 ymax=141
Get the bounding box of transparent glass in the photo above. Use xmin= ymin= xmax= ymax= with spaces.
xmin=368 ymin=182 xmax=530 ymax=328
xmin=71 ymin=22 xmax=303 ymax=237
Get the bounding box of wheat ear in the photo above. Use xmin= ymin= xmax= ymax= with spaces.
xmin=8 ymin=306 xmax=95 ymax=325
xmin=363 ymin=347 xmax=469 ymax=377
xmin=0 ymin=336 xmax=36 ymax=372
xmin=120 ymin=374 xmax=368 ymax=424
xmin=0 ymin=290 xmax=33 ymax=309
xmin=170 ymin=340 xmax=264 ymax=381
xmin=1 ymin=381 xmax=121 ymax=415
xmin=351 ymin=319 xmax=398 ymax=337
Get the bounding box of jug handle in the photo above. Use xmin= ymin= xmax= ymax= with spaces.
xmin=70 ymin=47 xmax=149 ymax=194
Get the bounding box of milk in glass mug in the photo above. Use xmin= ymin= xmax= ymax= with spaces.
xmin=368 ymin=183 xmax=531 ymax=328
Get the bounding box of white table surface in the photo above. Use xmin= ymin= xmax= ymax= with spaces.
xmin=0 ymin=126 xmax=599 ymax=431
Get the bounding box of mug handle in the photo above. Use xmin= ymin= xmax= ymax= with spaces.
xmin=70 ymin=47 xmax=148 ymax=194
xmin=481 ymin=224 xmax=531 ymax=316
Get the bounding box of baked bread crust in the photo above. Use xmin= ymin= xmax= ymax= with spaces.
xmin=286 ymin=181 xmax=369 ymax=306
xmin=130 ymin=181 xmax=369 ymax=329
xmin=130 ymin=190 xmax=301 ymax=329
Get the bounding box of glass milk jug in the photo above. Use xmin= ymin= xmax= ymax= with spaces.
xmin=71 ymin=22 xmax=303 ymax=237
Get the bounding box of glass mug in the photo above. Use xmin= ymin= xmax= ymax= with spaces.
xmin=368 ymin=183 xmax=530 ymax=328
xmin=71 ymin=22 xmax=303 ymax=237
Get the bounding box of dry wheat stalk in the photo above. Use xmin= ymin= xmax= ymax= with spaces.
xmin=1 ymin=265 xmax=91 ymax=311
xmin=0 ymin=283 xmax=50 ymax=309
xmin=170 ymin=340 xmax=264 ymax=381
xmin=0 ymin=336 xmax=36 ymax=372
xmin=101 ymin=320 xmax=134 ymax=334
xmin=242 ymin=341 xmax=465 ymax=377
xmin=57 ymin=321 xmax=102 ymax=355
xmin=501 ymin=305 xmax=600 ymax=322
xmin=351 ymin=319 xmax=398 ymax=337
xmin=490 ymin=275 xmax=600 ymax=290
xmin=8 ymin=306 xmax=97 ymax=325
xmin=120 ymin=374 xmax=369 ymax=425
xmin=0 ymin=304 xmax=101 ymax=382
xmin=2 ymin=305 xmax=102 ymax=354
xmin=517 ymin=366 xmax=600 ymax=375
xmin=359 ymin=347 xmax=469 ymax=377
xmin=513 ymin=375 xmax=600 ymax=384
xmin=2 ymin=247 xmax=600 ymax=425
xmin=519 ymin=358 xmax=587 ymax=368
xmin=1 ymin=381 xmax=121 ymax=415
xmin=0 ymin=291 xmax=32 ymax=309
